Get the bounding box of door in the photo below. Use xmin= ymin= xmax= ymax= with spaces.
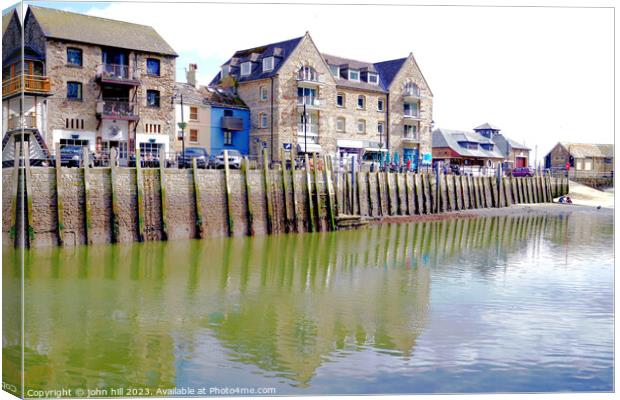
xmin=516 ymin=157 xmax=526 ymax=168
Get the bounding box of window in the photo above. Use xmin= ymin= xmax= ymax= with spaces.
xmin=189 ymin=106 xmax=198 ymax=121
xmin=241 ymin=62 xmax=252 ymax=76
xmin=260 ymin=86 xmax=268 ymax=101
xmin=67 ymin=82 xmax=82 ymax=100
xmin=367 ymin=73 xmax=379 ymax=84
xmin=357 ymin=119 xmax=366 ymax=134
xmin=584 ymin=158 xmax=593 ymax=171
xmin=298 ymin=66 xmax=318 ymax=81
xmin=67 ymin=48 xmax=82 ymax=66
xmin=330 ymin=65 xmax=339 ymax=77
xmin=404 ymin=124 xmax=417 ymax=138
xmin=357 ymin=95 xmax=365 ymax=109
xmin=189 ymin=129 xmax=198 ymax=143
xmin=259 ymin=113 xmax=268 ymax=128
xmin=378 ymin=121 xmax=384 ymax=135
xmin=336 ymin=117 xmax=345 ymax=132
xmin=297 ymin=87 xmax=317 ymax=105
xmin=221 ymin=65 xmax=229 ymax=78
xmin=139 ymin=142 xmax=162 ymax=158
xmin=262 ymin=56 xmax=274 ymax=72
xmin=404 ymin=82 xmax=420 ymax=96
xmin=224 ymin=131 xmax=233 ymax=145
xmin=348 ymin=69 xmax=360 ymax=81
xmin=146 ymin=58 xmax=160 ymax=76
xmin=404 ymin=102 xmax=418 ymax=116
xmin=145 ymin=124 xmax=161 ymax=133
xmin=377 ymin=98 xmax=384 ymax=111
xmin=146 ymin=90 xmax=160 ymax=107
xmin=224 ymin=109 xmax=233 ymax=117
xmin=604 ymin=157 xmax=612 ymax=164
xmin=337 ymin=93 xmax=345 ymax=107
xmin=65 ymin=118 xmax=85 ymax=130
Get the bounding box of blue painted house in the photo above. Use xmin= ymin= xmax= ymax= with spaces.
xmin=204 ymin=87 xmax=250 ymax=156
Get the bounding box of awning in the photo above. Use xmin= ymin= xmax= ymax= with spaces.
xmin=297 ymin=143 xmax=322 ymax=153
xmin=337 ymin=139 xmax=364 ymax=149
xmin=364 ymin=147 xmax=388 ymax=153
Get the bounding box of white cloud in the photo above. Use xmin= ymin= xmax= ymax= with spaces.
xmin=77 ymin=1 xmax=613 ymax=163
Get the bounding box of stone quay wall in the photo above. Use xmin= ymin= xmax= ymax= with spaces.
xmin=2 ymin=162 xmax=569 ymax=248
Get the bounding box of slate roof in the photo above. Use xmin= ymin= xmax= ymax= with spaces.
xmin=473 ymin=122 xmax=501 ymax=131
xmin=2 ymin=8 xmax=18 ymax=35
xmin=210 ymin=35 xmax=304 ymax=85
xmin=373 ymin=57 xmax=407 ymax=89
xmin=322 ymin=53 xmax=387 ymax=93
xmin=173 ymin=82 xmax=248 ymax=109
xmin=432 ymin=128 xmax=505 ymax=159
xmin=27 ymin=6 xmax=177 ymax=56
xmin=560 ymin=142 xmax=613 ymax=158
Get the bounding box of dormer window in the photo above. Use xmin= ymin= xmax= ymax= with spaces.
xmin=240 ymin=62 xmax=252 ymax=76
xmin=348 ymin=69 xmax=360 ymax=81
xmin=329 ymin=65 xmax=339 ymax=77
xmin=367 ymin=73 xmax=379 ymax=85
xmin=263 ymin=57 xmax=274 ymax=72
xmin=221 ymin=65 xmax=229 ymax=78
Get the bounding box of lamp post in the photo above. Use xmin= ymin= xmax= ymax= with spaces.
xmin=303 ymin=101 xmax=307 ymax=166
xmin=171 ymin=93 xmax=186 ymax=168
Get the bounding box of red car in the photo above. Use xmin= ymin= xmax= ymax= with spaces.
xmin=511 ymin=167 xmax=534 ymax=177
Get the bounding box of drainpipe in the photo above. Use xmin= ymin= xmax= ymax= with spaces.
xmin=270 ymin=77 xmax=274 ymax=163
xmin=385 ymin=92 xmax=390 ymax=151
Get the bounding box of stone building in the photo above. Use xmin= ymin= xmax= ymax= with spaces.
xmin=544 ymin=142 xmax=613 ymax=177
xmin=210 ymin=32 xmax=433 ymax=169
xmin=2 ymin=6 xmax=178 ymax=165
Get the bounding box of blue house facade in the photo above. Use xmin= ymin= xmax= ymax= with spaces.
xmin=209 ymin=105 xmax=250 ymax=155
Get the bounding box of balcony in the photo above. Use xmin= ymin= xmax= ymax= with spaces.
xmin=296 ymin=68 xmax=322 ymax=87
xmin=6 ymin=114 xmax=37 ymax=131
xmin=96 ymin=100 xmax=139 ymax=120
xmin=96 ymin=64 xmax=140 ymax=85
xmin=297 ymin=97 xmax=321 ymax=111
xmin=403 ymin=110 xmax=421 ymax=120
xmin=403 ymin=87 xmax=421 ymax=102
xmin=221 ymin=116 xmax=244 ymax=131
xmin=402 ymin=134 xmax=420 ymax=143
xmin=297 ymin=123 xmax=319 ymax=142
xmin=2 ymin=75 xmax=51 ymax=98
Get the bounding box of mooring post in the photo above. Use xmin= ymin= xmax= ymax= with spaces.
xmin=304 ymin=153 xmax=316 ymax=232
xmin=404 ymin=171 xmax=412 ymax=215
xmin=395 ymin=172 xmax=403 ymax=215
xmin=375 ymin=171 xmax=383 ymax=216
xmin=290 ymin=150 xmax=298 ymax=232
xmin=323 ymin=154 xmax=336 ymax=230
xmin=158 ymin=151 xmax=167 ymax=240
xmin=435 ymin=164 xmax=440 ymax=213
xmin=385 ymin=170 xmax=393 ymax=215
xmin=82 ymin=146 xmax=92 ymax=244
xmin=279 ymin=148 xmax=289 ymax=232
xmin=241 ymin=157 xmax=254 ymax=236
xmin=312 ymin=152 xmax=322 ymax=230
xmin=110 ymin=147 xmax=120 ymax=242
xmin=223 ymin=150 xmax=234 ymax=237
xmin=356 ymin=164 xmax=363 ymax=215
xmin=135 ymin=150 xmax=146 ymax=241
xmin=54 ymin=143 xmax=65 ymax=245
xmin=366 ymin=171 xmax=374 ymax=217
xmin=262 ymin=149 xmax=274 ymax=234
xmin=8 ymin=142 xmax=20 ymax=243
xmin=192 ymin=157 xmax=204 ymax=239
xmin=414 ymin=173 xmax=423 ymax=214
xmin=25 ymin=141 xmax=35 ymax=245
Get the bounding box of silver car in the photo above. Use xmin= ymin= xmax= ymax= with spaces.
xmin=214 ymin=150 xmax=242 ymax=169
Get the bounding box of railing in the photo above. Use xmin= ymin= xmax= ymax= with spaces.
xmin=297 ymin=68 xmax=319 ymax=82
xmin=297 ymin=97 xmax=321 ymax=107
xmin=96 ymin=100 xmax=138 ymax=119
xmin=403 ymin=87 xmax=421 ymax=99
xmin=2 ymin=74 xmax=50 ymax=97
xmin=96 ymin=64 xmax=139 ymax=82
xmin=402 ymin=133 xmax=419 ymax=141
xmin=7 ymin=114 xmax=37 ymax=130
xmin=221 ymin=116 xmax=244 ymax=131
xmin=404 ymin=110 xmax=420 ymax=118
xmin=297 ymin=123 xmax=319 ymax=135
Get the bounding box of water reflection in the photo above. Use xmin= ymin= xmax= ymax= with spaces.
xmin=4 ymin=212 xmax=613 ymax=393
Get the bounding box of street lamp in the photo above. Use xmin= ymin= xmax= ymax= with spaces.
xmin=303 ymin=101 xmax=307 ymax=165
xmin=171 ymin=93 xmax=186 ymax=168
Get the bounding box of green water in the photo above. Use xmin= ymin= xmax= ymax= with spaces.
xmin=3 ymin=210 xmax=614 ymax=395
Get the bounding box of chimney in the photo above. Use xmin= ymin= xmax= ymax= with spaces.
xmin=186 ymin=63 xmax=198 ymax=87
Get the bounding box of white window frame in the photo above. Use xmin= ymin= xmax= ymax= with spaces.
xmin=262 ymin=56 xmax=274 ymax=72
xmin=260 ymin=113 xmax=268 ymax=128
xmin=260 ymin=86 xmax=268 ymax=101
xmin=348 ymin=69 xmax=360 ymax=81
xmin=357 ymin=95 xmax=365 ymax=110
xmin=241 ymin=62 xmax=252 ymax=76
xmin=336 ymin=117 xmax=345 ymax=132
xmin=367 ymin=73 xmax=379 ymax=85
xmin=357 ymin=119 xmax=366 ymax=134
xmin=337 ymin=93 xmax=345 ymax=107
xmin=377 ymin=98 xmax=384 ymax=111
xmin=330 ymin=65 xmax=340 ymax=77
xmin=221 ymin=65 xmax=229 ymax=78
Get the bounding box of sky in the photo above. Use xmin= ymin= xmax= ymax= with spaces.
xmin=4 ymin=0 xmax=615 ymax=163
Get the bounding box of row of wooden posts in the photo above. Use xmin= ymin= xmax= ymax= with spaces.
xmin=9 ymin=141 xmax=569 ymax=247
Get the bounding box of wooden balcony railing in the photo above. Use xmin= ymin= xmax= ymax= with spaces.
xmin=7 ymin=114 xmax=37 ymax=130
xmin=2 ymin=75 xmax=50 ymax=98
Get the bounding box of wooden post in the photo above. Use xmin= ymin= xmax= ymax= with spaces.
xmin=545 ymin=173 xmax=553 ymax=202
xmin=394 ymin=172 xmax=402 ymax=215
xmin=82 ymin=146 xmax=92 ymax=244
xmin=414 ymin=173 xmax=423 ymax=214
xmin=241 ymin=157 xmax=254 ymax=236
xmin=304 ymin=154 xmax=315 ymax=232
xmin=323 ymin=155 xmax=336 ymax=231
xmin=490 ymin=176 xmax=498 ymax=207
xmin=448 ymin=174 xmax=457 ymax=211
xmin=460 ymin=176 xmax=469 ymax=209
xmin=376 ymin=171 xmax=383 ymax=216
xmin=279 ymin=149 xmax=289 ymax=232
xmin=25 ymin=141 xmax=35 ymax=245
xmin=421 ymin=172 xmax=431 ymax=214
xmin=385 ymin=171 xmax=393 ymax=215
xmin=8 ymin=142 xmax=20 ymax=243
xmin=223 ymin=150 xmax=234 ymax=237
xmin=158 ymin=152 xmax=167 ymax=240
xmin=468 ymin=175 xmax=477 ymax=209
xmin=356 ymin=168 xmax=363 ymax=215
xmin=366 ymin=171 xmax=374 ymax=217
xmin=263 ymin=149 xmax=274 ymax=234
xmin=405 ymin=171 xmax=412 ymax=215
xmin=430 ymin=171 xmax=438 ymax=214
xmin=192 ymin=157 xmax=204 ymax=239
xmin=504 ymin=177 xmax=512 ymax=206
xmin=312 ymin=152 xmax=322 ymax=230
xmin=54 ymin=143 xmax=65 ymax=245
xmin=289 ymin=151 xmax=298 ymax=232
xmin=510 ymin=176 xmax=518 ymax=204
xmin=483 ymin=177 xmax=492 ymax=208
xmin=110 ymin=148 xmax=120 ymax=242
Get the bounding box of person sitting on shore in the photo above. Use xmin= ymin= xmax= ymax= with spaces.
xmin=559 ymin=195 xmax=566 ymax=203
xmin=565 ymin=196 xmax=573 ymax=204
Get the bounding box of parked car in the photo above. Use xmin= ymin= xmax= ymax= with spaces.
xmin=177 ymin=147 xmax=209 ymax=168
xmin=128 ymin=153 xmax=160 ymax=168
xmin=214 ymin=150 xmax=242 ymax=169
xmin=59 ymin=145 xmax=91 ymax=167
xmin=449 ymin=164 xmax=461 ymax=175
xmin=511 ymin=167 xmax=534 ymax=177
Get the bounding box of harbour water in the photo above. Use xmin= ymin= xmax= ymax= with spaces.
xmin=3 ymin=209 xmax=613 ymax=395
